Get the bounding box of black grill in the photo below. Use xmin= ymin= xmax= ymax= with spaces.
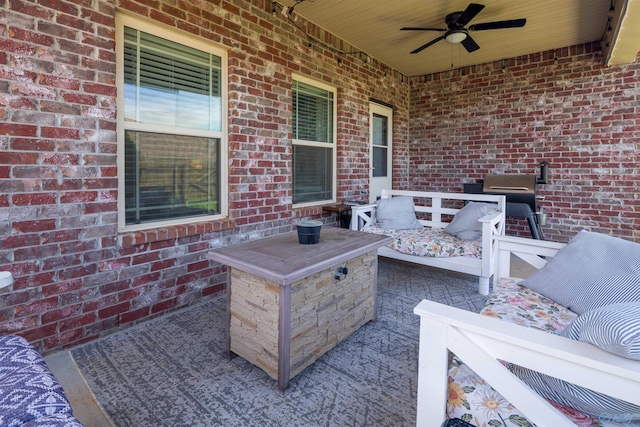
xmin=464 ymin=163 xmax=548 ymax=239
xmin=482 ymin=174 xmax=537 ymax=212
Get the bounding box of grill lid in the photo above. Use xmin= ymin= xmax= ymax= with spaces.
xmin=483 ymin=174 xmax=536 ymax=194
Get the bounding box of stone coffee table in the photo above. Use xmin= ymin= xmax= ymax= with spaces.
xmin=206 ymin=226 xmax=392 ymax=392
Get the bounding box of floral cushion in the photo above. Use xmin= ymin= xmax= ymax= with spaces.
xmin=363 ymin=225 xmax=482 ymax=258
xmin=446 ymin=279 xmax=635 ymax=427
xmin=447 ymin=356 xmax=621 ymax=427
xmin=479 ymin=278 xmax=578 ymax=332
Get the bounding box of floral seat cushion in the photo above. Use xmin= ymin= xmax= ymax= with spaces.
xmin=479 ymin=277 xmax=578 ymax=332
xmin=446 ymin=356 xmax=628 ymax=427
xmin=446 ymin=279 xmax=637 ymax=427
xmin=363 ymin=225 xmax=482 ymax=258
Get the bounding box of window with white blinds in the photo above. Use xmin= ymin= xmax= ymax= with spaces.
xmin=118 ymin=16 xmax=226 ymax=229
xmin=123 ymin=27 xmax=221 ymax=131
xmin=292 ymin=78 xmax=336 ymax=205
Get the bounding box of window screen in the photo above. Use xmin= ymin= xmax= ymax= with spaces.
xmin=292 ymin=145 xmax=333 ymax=203
xmin=124 ymin=131 xmax=220 ymax=224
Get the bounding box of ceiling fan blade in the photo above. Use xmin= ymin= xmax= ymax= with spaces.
xmin=401 ymin=27 xmax=447 ymax=31
xmin=469 ymin=18 xmax=526 ymax=31
xmin=410 ymin=35 xmax=446 ymax=54
xmin=461 ymin=35 xmax=480 ymax=53
xmin=455 ymin=3 xmax=485 ymax=27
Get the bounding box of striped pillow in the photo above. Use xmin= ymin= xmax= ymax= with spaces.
xmin=508 ymin=363 xmax=640 ymax=418
xmin=522 ymin=230 xmax=640 ymax=314
xmin=560 ymin=302 xmax=640 ymax=360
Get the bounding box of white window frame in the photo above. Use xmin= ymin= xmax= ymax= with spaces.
xmin=291 ymin=73 xmax=337 ymax=208
xmin=115 ymin=14 xmax=228 ymax=232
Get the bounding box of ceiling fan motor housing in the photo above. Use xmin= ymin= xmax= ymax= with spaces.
xmin=446 ymin=12 xmax=465 ymax=29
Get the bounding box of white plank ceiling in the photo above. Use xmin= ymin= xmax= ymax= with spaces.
xmin=284 ymin=0 xmax=638 ymax=76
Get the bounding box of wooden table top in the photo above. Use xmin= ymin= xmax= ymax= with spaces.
xmin=322 ymin=203 xmax=355 ymax=214
xmin=206 ymin=227 xmax=391 ymax=286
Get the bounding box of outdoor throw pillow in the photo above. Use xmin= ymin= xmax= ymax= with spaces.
xmin=444 ymin=202 xmax=497 ymax=240
xmin=507 ymin=362 xmax=640 ymax=418
xmin=522 ymin=230 xmax=640 ymax=315
xmin=376 ymin=196 xmax=422 ymax=230
xmin=560 ymin=301 xmax=640 ymax=361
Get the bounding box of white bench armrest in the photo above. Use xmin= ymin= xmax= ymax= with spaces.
xmin=350 ymin=203 xmax=377 ymax=230
xmin=414 ymin=299 xmax=640 ymax=427
xmin=478 ymin=210 xmax=503 ymax=225
xmin=494 ymin=234 xmax=565 ymax=282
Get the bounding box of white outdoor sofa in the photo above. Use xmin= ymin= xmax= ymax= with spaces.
xmin=414 ymin=233 xmax=640 ymax=427
xmin=350 ymin=190 xmax=506 ymax=295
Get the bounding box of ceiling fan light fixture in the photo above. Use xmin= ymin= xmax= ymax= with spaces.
xmin=445 ymin=30 xmax=468 ymax=44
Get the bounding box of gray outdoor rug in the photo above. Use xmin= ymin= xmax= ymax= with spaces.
xmin=70 ymin=258 xmax=487 ymax=427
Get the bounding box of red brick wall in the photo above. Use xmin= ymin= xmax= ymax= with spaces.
xmin=0 ymin=0 xmax=409 ymax=352
xmin=3 ymin=0 xmax=638 ymax=352
xmin=408 ymin=44 xmax=640 ymax=243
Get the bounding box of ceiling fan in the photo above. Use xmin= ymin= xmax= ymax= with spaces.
xmin=401 ymin=3 xmax=526 ymax=54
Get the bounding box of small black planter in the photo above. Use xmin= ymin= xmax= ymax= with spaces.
xmin=296 ymin=220 xmax=322 ymax=244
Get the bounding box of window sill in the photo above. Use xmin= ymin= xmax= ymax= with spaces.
xmin=119 ymin=218 xmax=235 ymax=248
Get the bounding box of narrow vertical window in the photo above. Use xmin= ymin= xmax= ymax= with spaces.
xmin=369 ymin=103 xmax=393 ymax=202
xmin=372 ymin=113 xmax=388 ymax=178
xmin=292 ymin=77 xmax=336 ymax=205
